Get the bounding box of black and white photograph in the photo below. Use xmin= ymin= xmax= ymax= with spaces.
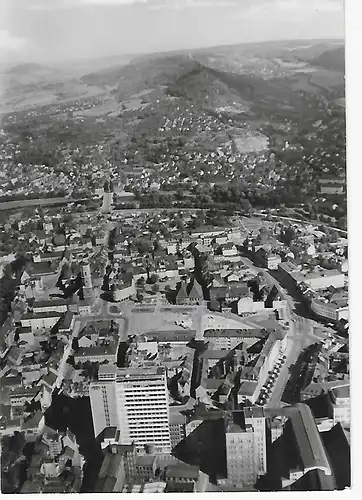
xmin=0 ymin=0 xmax=352 ymax=494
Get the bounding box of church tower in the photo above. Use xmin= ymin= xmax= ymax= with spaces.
xmin=80 ymin=261 xmax=94 ymax=299
xmin=101 ymin=180 xmax=113 ymax=214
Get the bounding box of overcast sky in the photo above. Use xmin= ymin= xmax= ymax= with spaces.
xmin=0 ymin=0 xmax=345 ymax=64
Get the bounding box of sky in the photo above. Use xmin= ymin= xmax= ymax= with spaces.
xmin=0 ymin=0 xmax=345 ymax=64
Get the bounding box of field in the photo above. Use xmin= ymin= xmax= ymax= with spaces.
xmin=232 ymin=132 xmax=269 ymax=153
xmin=74 ymin=98 xmax=120 ymax=117
xmin=308 ymin=69 xmax=344 ymax=90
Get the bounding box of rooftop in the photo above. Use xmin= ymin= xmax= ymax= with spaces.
xmin=285 ymin=403 xmax=332 ymax=474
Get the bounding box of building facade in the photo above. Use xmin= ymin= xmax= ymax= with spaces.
xmin=225 ymin=408 xmax=267 ymax=488
xmin=90 ymin=366 xmax=171 ymax=453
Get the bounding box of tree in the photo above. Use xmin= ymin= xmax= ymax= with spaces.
xmin=134 ymin=238 xmax=152 ymax=255
xmin=136 ymin=277 xmax=146 ymax=288
xmin=148 ymin=274 xmax=158 ymax=285
xmin=241 ymin=198 xmax=252 ymax=216
xmin=175 ymin=218 xmax=185 ymax=231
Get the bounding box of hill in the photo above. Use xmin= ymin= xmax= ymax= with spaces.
xmin=6 ymin=63 xmax=46 ymax=75
xmin=311 ymin=46 xmax=345 ymax=73
xmin=83 ymin=55 xmax=202 ymax=100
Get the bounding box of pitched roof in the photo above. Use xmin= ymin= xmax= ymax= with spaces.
xmin=187 ymin=279 xmax=203 ymax=299
xmin=176 ymin=281 xmax=188 ymax=300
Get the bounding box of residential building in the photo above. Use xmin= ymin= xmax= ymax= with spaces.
xmin=302 ymin=269 xmax=345 ymax=291
xmin=256 ymin=248 xmax=281 ymax=270
xmin=114 ymin=282 xmax=136 ymax=302
xmin=90 ymin=366 xmax=171 ymax=453
xmin=32 ymin=298 xmax=71 ymax=314
xmin=204 ymin=328 xmax=265 ymax=351
xmin=225 ymin=408 xmax=267 ymax=488
xmin=94 ymin=442 xmax=138 ymax=493
xmin=310 ymin=297 xmax=348 ymax=322
xmin=135 ymin=455 xmax=157 ymax=482
xmin=169 ymin=407 xmax=186 ymax=449
xmin=20 ymin=311 xmax=62 ymax=332
xmin=73 ymin=343 xmax=118 ymax=364
xmin=329 ymin=385 xmax=350 ymax=425
xmin=238 ymin=329 xmax=287 ymax=404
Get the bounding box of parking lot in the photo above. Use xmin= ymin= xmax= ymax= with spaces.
xmin=255 ymin=354 xmax=287 ymax=406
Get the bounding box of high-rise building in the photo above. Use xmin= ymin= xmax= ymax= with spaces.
xmin=90 ymin=365 xmax=171 ymax=454
xmin=225 ymin=408 xmax=267 ymax=488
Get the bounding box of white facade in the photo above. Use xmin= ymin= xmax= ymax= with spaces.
xmin=90 ymin=367 xmax=171 ymax=453
xmin=266 ymin=254 xmax=281 ymax=270
xmin=329 ymin=386 xmax=350 ymax=425
xmin=304 ymin=271 xmax=345 ymax=291
xmin=311 ymin=298 xmax=349 ymax=322
xmin=114 ymin=283 xmax=136 ymax=302
xmin=81 ymin=262 xmax=92 ymax=289
xmin=101 ymin=192 xmax=113 ymax=214
xmin=204 ymin=334 xmax=260 ymax=351
xmin=167 ymin=243 xmax=178 ymax=255
xmin=20 ymin=313 xmax=61 ymax=332
xmin=237 ymin=298 xmax=265 ymax=315
xmin=33 ymin=302 xmax=69 ymax=314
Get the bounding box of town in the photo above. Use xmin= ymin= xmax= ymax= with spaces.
xmin=0 ymin=184 xmax=349 ymax=493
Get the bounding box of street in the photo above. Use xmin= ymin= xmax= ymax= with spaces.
xmin=238 ymin=257 xmax=325 ymax=408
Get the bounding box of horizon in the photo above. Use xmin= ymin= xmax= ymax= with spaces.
xmin=5 ymin=36 xmax=345 ymax=69
xmin=1 ymin=0 xmax=345 ymax=65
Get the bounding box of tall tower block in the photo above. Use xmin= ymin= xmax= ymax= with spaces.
xmin=90 ymin=366 xmax=171 ymax=454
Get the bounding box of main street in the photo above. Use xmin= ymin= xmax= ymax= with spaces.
xmin=239 ymin=256 xmax=323 ymax=407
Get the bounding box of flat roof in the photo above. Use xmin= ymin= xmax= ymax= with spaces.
xmin=136 ymin=455 xmax=156 ymax=467
xmin=330 ymin=385 xmax=350 ymax=400
xmin=22 ymin=311 xmax=62 ymax=320
xmin=144 ymin=330 xmax=195 ymax=342
xmin=200 ymin=350 xmax=229 ymax=360
xmin=75 ymin=344 xmax=117 ymax=357
xmin=238 ymin=380 xmax=258 ymax=397
xmin=33 ymin=299 xmax=71 ymax=308
xmin=165 ymin=464 xmax=199 ymax=480
xmin=204 ymin=328 xmax=264 ymax=339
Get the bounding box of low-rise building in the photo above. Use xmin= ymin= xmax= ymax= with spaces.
xmin=310 ymin=297 xmax=348 ymax=322
xmin=20 ymin=311 xmax=62 ymax=332
xmin=114 ymin=282 xmax=136 ymax=302
xmin=204 ymin=328 xmax=266 ymax=351
xmin=281 ymin=404 xmax=333 ymax=488
xmin=32 ymin=298 xmax=71 ymax=314
xmin=329 ymin=385 xmax=350 ymax=425
xmin=74 ymin=343 xmax=118 ymax=364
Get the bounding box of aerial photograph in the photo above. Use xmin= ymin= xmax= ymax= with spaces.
xmin=0 ymin=0 xmax=349 ymax=494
